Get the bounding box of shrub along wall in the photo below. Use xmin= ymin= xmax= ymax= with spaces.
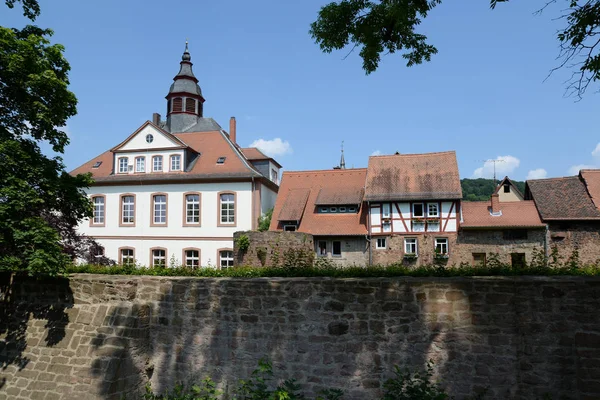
xmin=1 ymin=274 xmax=600 ymax=400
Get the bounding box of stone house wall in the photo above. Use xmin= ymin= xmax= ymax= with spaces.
xmin=314 ymin=236 xmax=368 ymax=266
xmin=547 ymin=222 xmax=600 ymax=264
xmin=1 ymin=274 xmax=600 ymax=400
xmin=371 ymin=233 xmax=459 ymax=266
xmin=233 ymin=231 xmax=314 ymax=267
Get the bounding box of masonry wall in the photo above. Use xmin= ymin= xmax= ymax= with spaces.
xmin=455 ymin=229 xmax=546 ymax=265
xmin=371 ymin=233 xmax=459 ymax=266
xmin=548 ymin=222 xmax=600 ymax=264
xmin=233 ymin=231 xmax=314 ymax=267
xmin=2 ymin=274 xmax=600 ymax=400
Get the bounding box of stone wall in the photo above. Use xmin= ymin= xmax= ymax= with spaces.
xmin=233 ymin=231 xmax=314 ymax=267
xmin=2 ymin=274 xmax=600 ymax=400
xmin=548 ymin=222 xmax=600 ymax=264
xmin=314 ymin=236 xmax=369 ymax=266
xmin=372 ymin=229 xmax=546 ymax=267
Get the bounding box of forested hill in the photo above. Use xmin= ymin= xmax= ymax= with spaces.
xmin=461 ymin=178 xmax=526 ymax=201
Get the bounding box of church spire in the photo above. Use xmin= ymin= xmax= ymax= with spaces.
xmin=165 ymin=41 xmax=206 ymax=133
xmin=340 ymin=141 xmax=346 ymax=169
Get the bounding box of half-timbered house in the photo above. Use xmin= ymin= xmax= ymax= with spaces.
xmin=363 ymin=151 xmax=463 ymax=265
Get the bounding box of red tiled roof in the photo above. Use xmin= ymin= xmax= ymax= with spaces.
xmin=461 ymin=201 xmax=545 ymax=229
xmin=270 ymin=169 xmax=368 ymax=236
xmin=240 ymin=147 xmax=282 ymax=168
xmin=315 ymin=187 xmax=364 ymax=205
xmin=581 ymin=169 xmax=600 ymax=210
xmin=278 ymin=189 xmax=310 ymax=221
xmin=364 ymin=151 xmax=462 ymax=201
xmin=70 ymin=122 xmax=265 ymax=183
xmin=526 ymin=176 xmax=600 ymax=220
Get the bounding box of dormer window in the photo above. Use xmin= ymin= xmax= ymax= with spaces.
xmin=118 ymin=157 xmax=128 ymax=174
xmin=504 ymin=184 xmax=510 ymax=193
xmin=217 ymin=157 xmax=226 ymax=164
xmin=146 ymin=134 xmax=154 ymax=143
xmin=92 ymin=161 xmax=102 ymax=168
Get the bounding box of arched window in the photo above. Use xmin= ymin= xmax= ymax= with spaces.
xmin=172 ymin=97 xmax=183 ymax=112
xmin=185 ymin=98 xmax=196 ymax=113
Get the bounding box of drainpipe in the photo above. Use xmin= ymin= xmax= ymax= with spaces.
xmin=367 ymin=201 xmax=372 ymax=266
xmin=544 ymin=223 xmax=549 ymax=260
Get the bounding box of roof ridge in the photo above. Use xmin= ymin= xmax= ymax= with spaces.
xmin=283 ymin=168 xmax=367 ymax=175
xmin=369 ymin=150 xmax=456 ymax=158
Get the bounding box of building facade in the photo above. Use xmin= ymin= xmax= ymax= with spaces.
xmin=73 ymin=44 xmax=280 ymax=268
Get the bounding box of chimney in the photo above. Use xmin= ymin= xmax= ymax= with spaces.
xmin=491 ymin=194 xmax=500 ymax=214
xmin=229 ymin=117 xmax=236 ymax=144
xmin=152 ymin=113 xmax=161 ymax=125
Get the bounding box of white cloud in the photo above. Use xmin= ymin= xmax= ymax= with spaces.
xmin=526 ymin=168 xmax=548 ymax=180
xmin=472 ymin=155 xmax=520 ymax=179
xmin=371 ymin=150 xmax=382 ymax=156
xmin=592 ymin=143 xmax=600 ymax=158
xmin=249 ymin=138 xmax=292 ymax=157
xmin=568 ymin=164 xmax=596 ymax=175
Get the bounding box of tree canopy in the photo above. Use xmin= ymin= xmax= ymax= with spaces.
xmin=310 ymin=0 xmax=600 ymax=99
xmin=0 ymin=0 xmax=95 ymax=275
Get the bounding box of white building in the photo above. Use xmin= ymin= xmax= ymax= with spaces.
xmin=72 ymin=44 xmax=280 ymax=268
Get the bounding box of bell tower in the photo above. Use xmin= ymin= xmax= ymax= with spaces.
xmin=166 ymin=41 xmax=205 ymax=133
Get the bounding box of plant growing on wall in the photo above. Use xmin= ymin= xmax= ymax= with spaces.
xmin=235 ymin=234 xmax=250 ymax=252
xmin=257 ymin=208 xmax=273 ymax=232
xmin=382 ymin=360 xmax=449 ymax=400
xmin=256 ymin=247 xmax=267 ymax=267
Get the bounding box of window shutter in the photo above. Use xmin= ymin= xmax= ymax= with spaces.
xmin=185 ymin=98 xmax=196 ymax=113
xmin=173 ymin=97 xmax=183 ymax=112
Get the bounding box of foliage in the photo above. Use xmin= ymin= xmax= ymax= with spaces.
xmin=257 ymin=208 xmax=273 ymax=232
xmin=460 ymin=179 xmax=525 ymax=202
xmin=383 ymin=360 xmax=449 ymax=400
xmin=143 ymin=377 xmax=221 ymax=400
xmin=281 ymin=247 xmax=315 ymax=269
xmin=256 ymin=247 xmax=267 ymax=266
xmin=236 ymin=234 xmax=251 ymax=252
xmin=0 ymin=3 xmax=96 ymax=276
xmin=67 ymin=259 xmax=600 ymax=278
xmin=310 ymin=0 xmax=600 ymax=98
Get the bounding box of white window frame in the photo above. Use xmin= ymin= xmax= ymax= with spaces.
xmin=339 ymin=206 xmax=347 ymax=213
xmin=170 ymin=154 xmax=181 ymax=171
xmin=435 ymin=238 xmax=449 ymax=255
xmin=319 ymin=207 xmax=328 ymax=213
xmin=152 ymin=249 xmax=166 ymax=267
xmin=220 ymin=250 xmax=234 ymax=269
xmin=382 ymin=203 xmax=391 ymax=218
xmin=153 ymin=155 xmax=163 ymax=172
xmin=118 ymin=157 xmax=128 ymax=174
xmin=121 ymin=195 xmax=135 ymax=224
xmin=332 ymin=241 xmax=342 ymax=257
xmin=404 ymin=238 xmax=418 ymax=254
xmin=186 ymin=194 xmax=200 ymax=224
xmin=330 ymin=207 xmax=338 ymax=213
xmin=153 ymin=195 xmax=167 ymax=224
xmin=185 ymin=250 xmax=200 ymax=268
xmin=427 ymin=203 xmax=439 ymax=218
xmin=135 ymin=156 xmax=145 ymax=173
xmin=121 ymin=248 xmax=135 ymax=265
xmin=376 ymin=237 xmax=386 ymax=249
xmin=283 ymin=225 xmax=297 ymax=231
xmin=413 ymin=203 xmax=424 ymax=218
xmin=92 ymin=196 xmax=105 ymax=224
xmin=220 ymin=193 xmax=235 ymax=224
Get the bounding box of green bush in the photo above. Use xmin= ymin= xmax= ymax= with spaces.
xmin=383 ymin=361 xmax=449 ymax=400
xmin=235 ymin=234 xmax=250 ymax=252
xmin=66 ymin=261 xmax=600 ymax=278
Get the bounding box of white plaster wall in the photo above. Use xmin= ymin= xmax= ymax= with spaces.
xmin=119 ymin=124 xmax=181 ymax=151
xmin=260 ymin=184 xmax=278 ymax=215
xmin=79 ymin=182 xmax=253 ymax=263
xmin=442 ymin=201 xmax=457 ymax=232
xmin=97 ymin=238 xmax=233 ymax=267
xmin=399 ymin=203 xmax=411 ymax=218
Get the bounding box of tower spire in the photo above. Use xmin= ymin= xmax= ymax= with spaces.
xmin=165 ymin=40 xmax=205 ymax=133
xmin=340 ymin=141 xmax=346 ymax=169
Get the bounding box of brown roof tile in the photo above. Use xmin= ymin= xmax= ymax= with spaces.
xmin=580 ymin=169 xmax=600 ymax=210
xmin=364 ymin=151 xmax=462 ymax=201
xmin=526 ymin=176 xmax=600 ymax=220
xmin=278 ymin=189 xmax=310 ymax=221
xmin=270 ymin=169 xmax=368 ymax=236
xmin=461 ymin=201 xmax=544 ymax=229
xmin=240 ymin=147 xmax=282 ymax=168
xmin=315 ymin=187 xmax=364 ymax=205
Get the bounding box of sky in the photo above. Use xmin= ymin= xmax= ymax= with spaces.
xmin=2 ymin=0 xmax=600 ymax=181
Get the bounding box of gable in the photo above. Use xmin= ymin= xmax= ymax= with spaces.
xmin=494 ymin=177 xmax=524 ymax=201
xmin=113 ymin=122 xmax=186 ymax=152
